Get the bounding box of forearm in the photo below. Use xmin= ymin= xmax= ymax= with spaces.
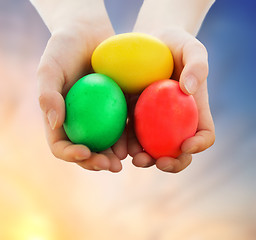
xmin=134 ymin=0 xmax=215 ymax=36
xmin=30 ymin=0 xmax=110 ymax=34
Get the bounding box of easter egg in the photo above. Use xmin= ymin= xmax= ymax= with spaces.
xmin=91 ymin=32 xmax=174 ymax=94
xmin=134 ymin=79 xmax=198 ymax=159
xmin=63 ymin=73 xmax=127 ymax=152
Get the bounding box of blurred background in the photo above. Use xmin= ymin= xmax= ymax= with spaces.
xmin=0 ymin=0 xmax=255 ymax=239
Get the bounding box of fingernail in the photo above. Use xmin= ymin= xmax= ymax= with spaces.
xmin=47 ymin=109 xmax=58 ymax=130
xmin=163 ymin=164 xmax=174 ymax=172
xmin=185 ymin=146 xmax=197 ymax=154
xmin=75 ymin=155 xmax=89 ymax=161
xmin=93 ymin=165 xmax=103 ymax=171
xmin=184 ymin=75 xmax=198 ymax=95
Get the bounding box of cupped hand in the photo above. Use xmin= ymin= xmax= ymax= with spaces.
xmin=128 ymin=28 xmax=215 ymax=173
xmin=38 ymin=20 xmax=128 ymax=173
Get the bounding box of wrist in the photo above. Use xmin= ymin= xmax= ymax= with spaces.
xmin=30 ymin=0 xmax=111 ymax=34
xmin=30 ymin=0 xmax=114 ymax=52
xmin=134 ymin=0 xmax=215 ymax=36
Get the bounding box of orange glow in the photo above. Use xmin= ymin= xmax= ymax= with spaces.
xmin=7 ymin=214 xmax=54 ymax=240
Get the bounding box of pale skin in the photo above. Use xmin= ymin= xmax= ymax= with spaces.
xmin=31 ymin=0 xmax=215 ymax=173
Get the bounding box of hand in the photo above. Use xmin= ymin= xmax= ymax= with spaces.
xmin=36 ymin=1 xmax=127 ymax=173
xmin=128 ymin=27 xmax=215 ymax=173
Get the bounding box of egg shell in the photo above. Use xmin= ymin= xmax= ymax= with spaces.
xmin=91 ymin=32 xmax=174 ymax=94
xmin=134 ymin=79 xmax=198 ymax=159
xmin=63 ymin=73 xmax=127 ymax=152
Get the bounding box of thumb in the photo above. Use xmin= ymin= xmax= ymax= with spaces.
xmin=179 ymin=39 xmax=209 ymax=95
xmin=37 ymin=37 xmax=66 ymax=130
xmin=39 ymin=90 xmax=65 ymax=130
xmin=37 ymin=30 xmax=97 ymax=130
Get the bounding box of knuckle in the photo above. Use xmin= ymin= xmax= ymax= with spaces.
xmin=51 ymin=148 xmax=61 ymax=160
xmin=37 ymin=55 xmax=54 ymax=79
xmin=51 ymin=29 xmax=78 ymax=45
xmin=38 ymin=92 xmax=48 ymax=111
xmin=184 ymin=40 xmax=209 ymax=81
xmin=172 ymin=168 xmax=181 ymax=174
xmin=189 ymin=40 xmax=208 ymax=59
xmin=209 ymin=132 xmax=216 ymax=147
xmin=191 ymin=39 xmax=208 ymax=56
xmin=50 ymin=143 xmax=63 ymax=161
xmin=198 ymin=41 xmax=208 ymax=55
xmin=194 ymin=60 xmax=209 ymax=78
xmin=37 ymin=55 xmax=60 ymax=80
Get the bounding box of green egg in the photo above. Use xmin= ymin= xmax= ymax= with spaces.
xmin=63 ymin=73 xmax=127 ymax=152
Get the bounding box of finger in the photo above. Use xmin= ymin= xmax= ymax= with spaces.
xmin=39 ymin=91 xmax=65 ymax=130
xmin=127 ymin=95 xmax=143 ymax=157
xmin=155 ymin=153 xmax=192 ymax=173
xmin=179 ymin=39 xmax=209 ymax=95
xmin=181 ymin=129 xmax=215 ymax=154
xmin=76 ymin=153 xmax=111 ymax=171
xmin=39 ymin=60 xmax=93 ymax=162
xmin=112 ymin=127 xmax=128 ymax=160
xmin=37 ymin=33 xmax=80 ymax=130
xmin=42 ymin=110 xmax=91 ymax=162
xmin=132 ymin=152 xmax=155 ymax=168
xmin=37 ymin=43 xmax=66 ymax=130
xmin=181 ymin=81 xmax=215 ymax=153
xmin=38 ymin=30 xmax=95 ymax=125
xmin=127 ymin=125 xmax=143 ymax=157
xmin=51 ymin=140 xmax=91 ymax=162
xmin=37 ymin=32 xmax=92 ymax=162
xmin=101 ymin=148 xmax=122 ymax=173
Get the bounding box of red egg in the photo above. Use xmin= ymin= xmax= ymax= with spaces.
xmin=134 ymin=79 xmax=198 ymax=159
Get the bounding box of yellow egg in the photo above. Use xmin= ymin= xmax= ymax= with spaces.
xmin=91 ymin=32 xmax=174 ymax=94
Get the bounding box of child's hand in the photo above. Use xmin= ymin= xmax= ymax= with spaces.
xmin=128 ymin=28 xmax=215 ymax=173
xmin=36 ymin=2 xmax=127 ymax=172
